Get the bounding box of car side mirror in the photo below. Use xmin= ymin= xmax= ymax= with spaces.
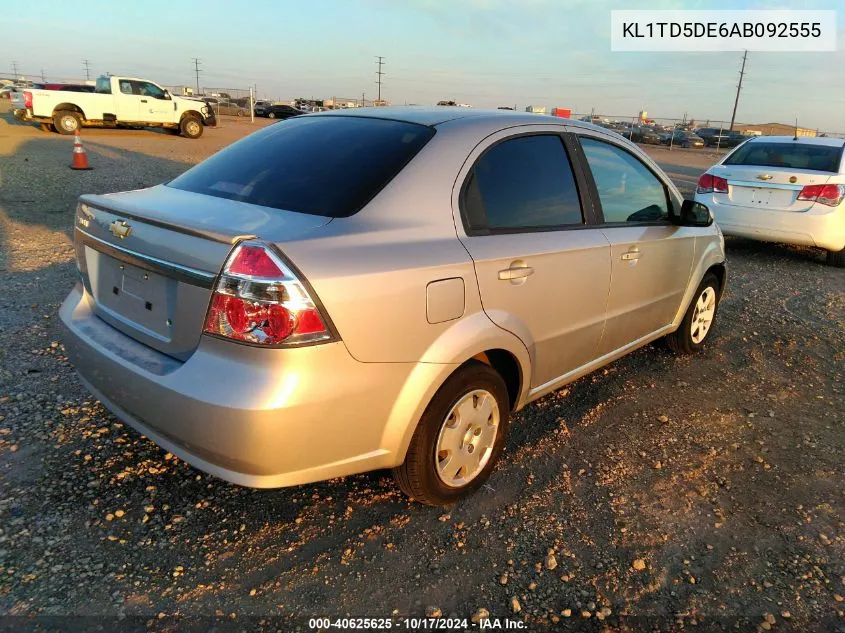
xmin=678 ymin=199 xmax=714 ymax=227
xmin=161 ymin=90 xmax=171 ymax=100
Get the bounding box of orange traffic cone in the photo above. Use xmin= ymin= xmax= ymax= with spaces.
xmin=70 ymin=130 xmax=91 ymax=170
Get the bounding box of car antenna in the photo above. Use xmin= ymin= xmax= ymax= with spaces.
xmin=793 ymin=117 xmax=799 ymax=141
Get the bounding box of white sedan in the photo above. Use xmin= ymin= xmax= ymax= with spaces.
xmin=695 ymin=135 xmax=845 ymax=267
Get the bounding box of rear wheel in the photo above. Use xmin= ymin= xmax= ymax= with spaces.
xmin=392 ymin=362 xmax=510 ymax=506
xmin=827 ymin=247 xmax=845 ymax=268
xmin=180 ymin=115 xmax=203 ymax=139
xmin=53 ymin=110 xmax=81 ymax=135
xmin=665 ymin=273 xmax=720 ymax=355
xmin=267 ymin=112 xmax=276 ymax=119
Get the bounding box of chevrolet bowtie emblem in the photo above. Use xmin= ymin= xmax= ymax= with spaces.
xmin=756 ymin=174 xmax=773 ymax=181
xmin=109 ymin=220 xmax=132 ymax=239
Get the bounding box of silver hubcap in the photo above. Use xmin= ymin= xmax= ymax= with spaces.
xmin=63 ymin=116 xmax=78 ymax=131
xmin=187 ymin=121 xmax=200 ymax=135
xmin=691 ymin=286 xmax=716 ymax=344
xmin=435 ymin=389 xmax=499 ymax=488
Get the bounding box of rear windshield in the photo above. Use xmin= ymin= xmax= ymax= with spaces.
xmin=724 ymin=142 xmax=843 ymax=172
xmin=167 ymin=116 xmax=435 ymax=217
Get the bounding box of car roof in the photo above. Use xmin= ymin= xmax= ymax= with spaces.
xmin=743 ymin=135 xmax=845 ymax=147
xmin=307 ymin=106 xmax=613 ymax=131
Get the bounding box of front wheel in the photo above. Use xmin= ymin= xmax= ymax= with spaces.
xmin=664 ymin=273 xmax=720 ymax=355
xmin=392 ymin=362 xmax=510 ymax=506
xmin=267 ymin=112 xmax=276 ymax=119
xmin=180 ymin=115 xmax=203 ymax=139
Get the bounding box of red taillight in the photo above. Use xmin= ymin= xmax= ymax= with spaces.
xmin=798 ymin=184 xmax=845 ymax=207
xmin=23 ymin=91 xmax=33 ymax=109
xmin=203 ymin=242 xmax=332 ymax=346
xmin=225 ymin=245 xmax=284 ymax=277
xmin=696 ymin=173 xmax=728 ymax=194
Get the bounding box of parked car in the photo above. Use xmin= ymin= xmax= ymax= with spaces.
xmin=663 ymin=130 xmax=705 ymax=148
xmin=60 ymin=109 xmax=726 ymax=505
xmin=709 ymin=132 xmax=750 ymax=149
xmin=264 ymin=104 xmax=306 ymax=119
xmin=11 ymin=75 xmax=215 ymax=137
xmin=33 ymin=83 xmax=96 ymax=93
xmin=695 ymin=135 xmax=845 ymax=267
xmin=0 ymin=86 xmax=16 ymax=100
xmin=253 ymin=100 xmax=272 ymax=116
xmin=212 ymin=101 xmax=248 ymax=117
xmin=630 ymin=125 xmax=662 ymax=145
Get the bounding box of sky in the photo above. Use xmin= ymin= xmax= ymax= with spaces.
xmin=2 ymin=0 xmax=844 ymax=131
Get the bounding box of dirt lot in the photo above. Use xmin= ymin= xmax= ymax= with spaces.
xmin=0 ymin=103 xmax=843 ymax=632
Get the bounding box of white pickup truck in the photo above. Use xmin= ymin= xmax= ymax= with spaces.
xmin=11 ymin=75 xmax=216 ymax=138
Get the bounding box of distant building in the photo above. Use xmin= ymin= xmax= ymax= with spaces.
xmin=734 ymin=122 xmax=816 ymax=137
xmin=525 ymin=105 xmax=546 ymax=114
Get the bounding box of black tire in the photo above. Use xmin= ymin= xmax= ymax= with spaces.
xmin=267 ymin=112 xmax=276 ymax=119
xmin=53 ymin=110 xmax=81 ymax=135
xmin=180 ymin=115 xmax=203 ymax=139
xmin=826 ymin=247 xmax=845 ymax=268
xmin=392 ymin=361 xmax=510 ymax=506
xmin=665 ymin=272 xmax=720 ymax=355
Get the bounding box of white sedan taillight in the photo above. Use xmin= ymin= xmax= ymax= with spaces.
xmin=203 ymin=241 xmax=333 ymax=346
xmin=696 ymin=173 xmax=728 ymax=194
xmin=797 ymin=184 xmax=845 ymax=207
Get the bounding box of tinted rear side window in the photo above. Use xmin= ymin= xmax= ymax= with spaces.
xmin=168 ymin=116 xmax=435 ymax=217
xmin=725 ymin=142 xmax=843 ymax=172
xmin=464 ymin=135 xmax=583 ymax=232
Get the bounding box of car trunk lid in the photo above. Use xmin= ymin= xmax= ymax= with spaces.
xmin=74 ymin=185 xmax=331 ymax=361
xmin=708 ymin=164 xmax=833 ymax=212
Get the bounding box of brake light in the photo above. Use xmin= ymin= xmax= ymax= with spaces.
xmin=797 ymin=184 xmax=845 ymax=207
xmin=23 ymin=91 xmax=33 ymax=109
xmin=696 ymin=173 xmax=728 ymax=194
xmin=203 ymin=241 xmax=332 ymax=346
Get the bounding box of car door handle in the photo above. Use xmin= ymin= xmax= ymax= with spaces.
xmin=140 ymin=99 xmax=148 ymax=103
xmin=498 ymin=264 xmax=534 ymax=281
xmin=621 ymin=248 xmax=641 ymax=261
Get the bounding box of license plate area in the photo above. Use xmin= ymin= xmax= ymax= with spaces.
xmin=86 ymin=247 xmax=175 ymax=340
xmin=730 ymin=185 xmax=796 ymax=208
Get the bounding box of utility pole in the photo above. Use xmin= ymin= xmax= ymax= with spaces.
xmin=729 ymin=50 xmax=748 ymax=132
xmin=375 ymin=56 xmax=385 ymax=102
xmin=40 ymin=69 xmax=46 ymax=82
xmin=83 ymin=59 xmax=91 ymax=80
xmin=192 ymin=58 xmax=202 ymax=95
xmin=362 ymin=92 xmax=365 ymax=107
xmin=11 ymin=61 xmax=19 ymax=78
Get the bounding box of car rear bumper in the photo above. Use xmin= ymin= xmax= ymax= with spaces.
xmin=697 ymin=195 xmax=845 ymax=252
xmin=59 ymin=283 xmax=445 ymax=488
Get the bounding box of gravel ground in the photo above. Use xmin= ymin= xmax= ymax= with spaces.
xmin=0 ymin=103 xmax=843 ymax=632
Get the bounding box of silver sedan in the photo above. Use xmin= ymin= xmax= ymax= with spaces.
xmin=60 ymin=108 xmax=726 ymax=505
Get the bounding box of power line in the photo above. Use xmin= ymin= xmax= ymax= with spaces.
xmin=728 ymin=50 xmax=747 ymax=132
xmin=83 ymin=59 xmax=91 ymax=80
xmin=192 ymin=58 xmax=202 ymax=95
xmin=375 ymin=56 xmax=385 ymax=102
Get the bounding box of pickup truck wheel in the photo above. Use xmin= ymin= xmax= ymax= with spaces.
xmin=53 ymin=110 xmax=81 ymax=135
xmin=392 ymin=361 xmax=510 ymax=506
xmin=664 ymin=273 xmax=720 ymax=355
xmin=180 ymin=115 xmax=203 ymax=139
